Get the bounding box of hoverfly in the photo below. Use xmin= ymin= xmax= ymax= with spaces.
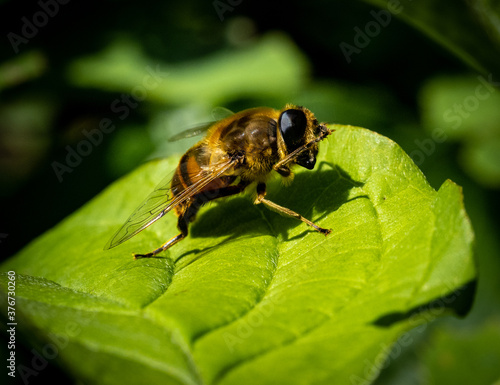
xmin=105 ymin=104 xmax=333 ymax=258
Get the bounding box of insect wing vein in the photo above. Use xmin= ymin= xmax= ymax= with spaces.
xmin=105 ymin=157 xmax=237 ymax=250
xmin=104 ymin=175 xmax=174 ymax=249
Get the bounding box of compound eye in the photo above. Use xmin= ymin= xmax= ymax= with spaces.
xmin=278 ymin=109 xmax=307 ymax=152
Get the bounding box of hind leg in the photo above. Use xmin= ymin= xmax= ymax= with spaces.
xmin=134 ymin=183 xmax=249 ymax=258
xmin=133 ymin=207 xmax=192 ymax=259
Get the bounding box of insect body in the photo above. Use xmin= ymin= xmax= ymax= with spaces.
xmin=105 ymin=104 xmax=333 ymax=258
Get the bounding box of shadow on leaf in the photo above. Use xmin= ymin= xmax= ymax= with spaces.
xmin=189 ymin=163 xmax=364 ymax=244
xmin=372 ymin=280 xmax=477 ymax=328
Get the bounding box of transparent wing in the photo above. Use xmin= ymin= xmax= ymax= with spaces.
xmin=210 ymin=106 xmax=234 ymax=121
xmin=168 ymin=107 xmax=234 ymax=142
xmin=168 ymin=123 xmax=213 ymax=142
xmin=104 ymin=156 xmax=238 ymax=250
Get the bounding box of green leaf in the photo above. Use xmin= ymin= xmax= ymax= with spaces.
xmin=0 ymin=126 xmax=475 ymax=385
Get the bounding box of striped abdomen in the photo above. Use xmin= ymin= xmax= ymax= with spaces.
xmin=170 ymin=108 xmax=279 ymax=216
xmin=170 ymin=144 xmax=234 ymax=216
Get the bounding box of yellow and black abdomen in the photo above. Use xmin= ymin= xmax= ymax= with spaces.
xmin=170 ymin=107 xmax=280 ymax=217
xmin=170 ymin=143 xmax=233 ymax=217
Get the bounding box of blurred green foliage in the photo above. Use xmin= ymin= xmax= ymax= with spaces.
xmin=420 ymin=75 xmax=500 ymax=188
xmin=1 ymin=0 xmax=499 ymax=384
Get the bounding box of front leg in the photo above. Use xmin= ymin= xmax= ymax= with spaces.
xmin=273 ymin=125 xmax=333 ymax=171
xmin=274 ymin=165 xmax=291 ymax=177
xmin=253 ymin=183 xmax=331 ymax=235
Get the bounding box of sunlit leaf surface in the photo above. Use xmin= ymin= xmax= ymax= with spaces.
xmin=0 ymin=126 xmax=475 ymax=385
